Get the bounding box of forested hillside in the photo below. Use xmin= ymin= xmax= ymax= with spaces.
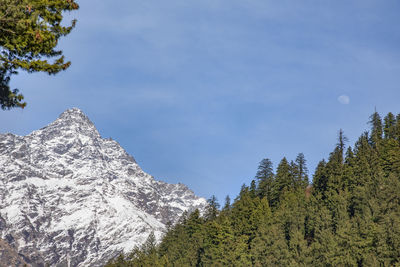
xmin=106 ymin=112 xmax=400 ymax=266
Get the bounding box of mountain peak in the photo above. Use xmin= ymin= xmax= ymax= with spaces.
xmin=29 ymin=107 xmax=101 ymax=140
xmin=60 ymin=107 xmax=85 ymax=115
xmin=0 ymin=108 xmax=207 ymax=266
xmin=58 ymin=107 xmax=91 ymax=124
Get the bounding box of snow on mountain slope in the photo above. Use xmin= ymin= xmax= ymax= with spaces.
xmin=0 ymin=108 xmax=207 ymax=266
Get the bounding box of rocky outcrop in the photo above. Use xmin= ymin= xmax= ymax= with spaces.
xmin=0 ymin=238 xmax=29 ymax=267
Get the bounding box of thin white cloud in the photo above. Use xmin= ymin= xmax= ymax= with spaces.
xmin=338 ymin=94 xmax=350 ymax=104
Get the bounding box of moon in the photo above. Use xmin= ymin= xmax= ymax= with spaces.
xmin=338 ymin=95 xmax=350 ymax=105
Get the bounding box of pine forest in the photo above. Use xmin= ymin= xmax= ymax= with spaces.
xmin=106 ymin=111 xmax=400 ymax=266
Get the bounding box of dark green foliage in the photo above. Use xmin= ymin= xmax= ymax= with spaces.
xmin=255 ymin=158 xmax=274 ymax=200
xmin=0 ymin=67 xmax=23 ymax=109
xmin=384 ymin=112 xmax=396 ymax=139
xmin=271 ymin=157 xmax=292 ymax=206
xmin=295 ymin=152 xmax=309 ymax=187
xmin=369 ymin=111 xmax=383 ymax=146
xmin=395 ymin=114 xmax=400 ymax=142
xmin=222 ymin=195 xmax=231 ymax=212
xmin=0 ymin=0 xmax=79 ymax=109
xmin=205 ymin=195 xmax=220 ymax=221
xmin=313 ymin=159 xmax=328 ymax=196
xmin=106 ymin=112 xmax=400 ymax=266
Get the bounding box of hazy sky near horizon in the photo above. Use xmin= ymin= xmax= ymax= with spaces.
xmin=1 ymin=0 xmax=400 ymax=202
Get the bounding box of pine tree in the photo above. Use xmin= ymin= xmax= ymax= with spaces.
xmin=324 ymin=129 xmax=348 ymax=192
xmin=383 ymin=112 xmax=396 ymax=139
xmin=255 ymin=158 xmax=274 ymax=201
xmin=251 ymin=223 xmax=291 ymax=266
xmin=289 ymin=160 xmax=299 ymax=188
xmin=0 ymin=0 xmax=79 ymax=109
xmin=380 ymin=173 xmax=400 ymax=265
xmin=342 ymin=146 xmax=355 ymax=190
xmin=313 ymin=160 xmax=328 ymax=197
xmin=349 ymin=132 xmax=383 ymax=218
xmin=395 ymin=114 xmax=400 ymax=142
xmin=231 ymin=185 xmax=256 ymax=237
xmin=0 ymin=68 xmax=24 ymax=109
xmin=380 ymin=113 xmax=400 ymax=177
xmin=380 ymin=135 xmax=400 ymax=178
xmin=222 ymin=195 xmax=231 ymax=212
xmin=205 ymin=195 xmax=220 ymax=221
xmin=295 ymin=152 xmax=309 ymax=187
xmin=271 ymin=157 xmax=292 ymax=206
xmin=369 ymin=111 xmax=383 ymax=147
xmin=249 ymin=180 xmax=257 ymax=198
xmin=201 ymin=216 xmax=235 ymax=265
xmin=336 ymin=129 xmax=348 ymax=163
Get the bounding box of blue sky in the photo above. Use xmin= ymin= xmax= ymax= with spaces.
xmin=1 ymin=0 xmax=400 ymax=203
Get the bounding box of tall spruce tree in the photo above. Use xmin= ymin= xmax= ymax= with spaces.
xmin=384 ymin=112 xmax=396 ymax=139
xmin=205 ymin=195 xmax=220 ymax=221
xmin=271 ymin=157 xmax=292 ymax=206
xmin=369 ymin=111 xmax=383 ymax=147
xmin=222 ymin=195 xmax=231 ymax=212
xmin=395 ymin=114 xmax=400 ymax=142
xmin=324 ymin=129 xmax=348 ymax=192
xmin=255 ymin=158 xmax=274 ymax=200
xmin=336 ymin=129 xmax=348 ymax=163
xmin=313 ymin=160 xmax=328 ymax=196
xmin=295 ymin=152 xmax=309 ymax=187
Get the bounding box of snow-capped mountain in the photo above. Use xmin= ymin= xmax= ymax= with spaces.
xmin=0 ymin=108 xmax=207 ymax=266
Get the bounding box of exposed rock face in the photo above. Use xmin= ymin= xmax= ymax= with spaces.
xmin=0 ymin=108 xmax=207 ymax=266
xmin=0 ymin=238 xmax=29 ymax=267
